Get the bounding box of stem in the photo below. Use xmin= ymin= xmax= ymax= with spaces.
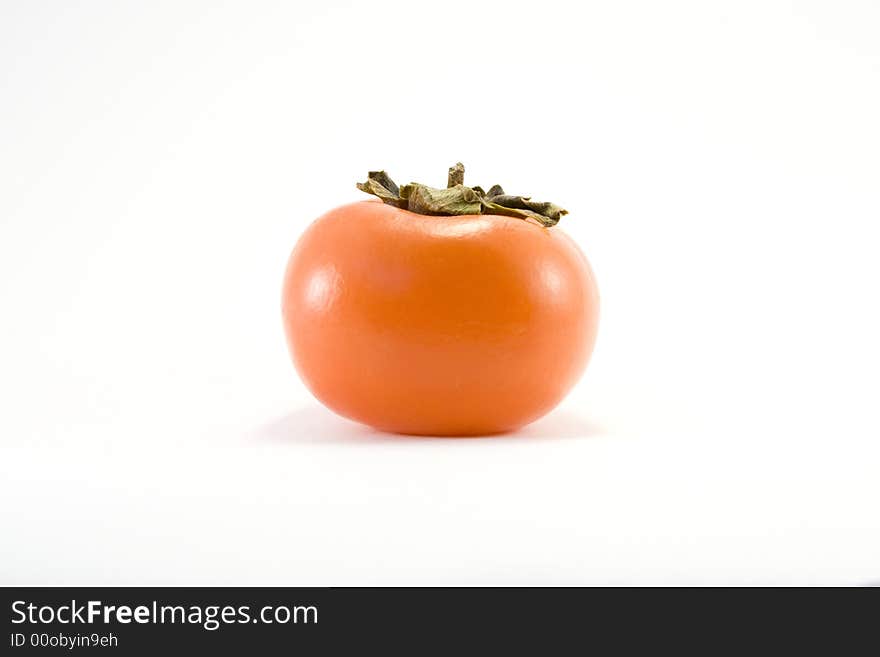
xmin=447 ymin=162 xmax=465 ymax=188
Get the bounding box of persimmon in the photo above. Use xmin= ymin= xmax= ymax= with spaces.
xmin=282 ymin=164 xmax=599 ymax=436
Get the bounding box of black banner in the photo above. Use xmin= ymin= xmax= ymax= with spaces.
xmin=1 ymin=587 xmax=874 ymax=653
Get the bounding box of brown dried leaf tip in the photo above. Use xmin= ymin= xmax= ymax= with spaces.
xmin=357 ymin=163 xmax=568 ymax=227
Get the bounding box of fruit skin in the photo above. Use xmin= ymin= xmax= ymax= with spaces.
xmin=282 ymin=200 xmax=599 ymax=436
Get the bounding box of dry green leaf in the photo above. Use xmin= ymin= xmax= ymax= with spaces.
xmin=356 ymin=170 xmax=405 ymax=207
xmin=480 ymin=200 xmax=561 ymax=227
xmin=400 ymin=183 xmax=482 ymax=216
xmin=485 ymin=194 xmax=568 ymax=224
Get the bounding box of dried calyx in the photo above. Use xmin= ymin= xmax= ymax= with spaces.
xmin=356 ymin=163 xmax=567 ymax=227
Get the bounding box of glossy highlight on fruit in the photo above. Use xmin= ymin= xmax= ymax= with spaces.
xmin=282 ymin=168 xmax=599 ymax=436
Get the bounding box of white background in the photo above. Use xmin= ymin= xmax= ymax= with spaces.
xmin=2 ymin=1 xmax=879 ymax=585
